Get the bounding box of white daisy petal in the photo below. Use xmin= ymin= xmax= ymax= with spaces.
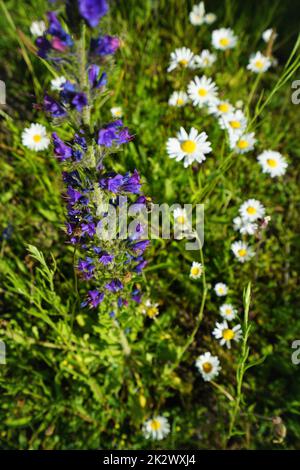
xmin=231 ymin=240 xmax=255 ymax=262
xmin=166 ymin=127 xmax=212 ymax=167
xmin=212 ymin=28 xmax=237 ymax=50
xmin=143 ymin=416 xmax=170 ymax=440
xmin=257 ymin=150 xmax=288 ymax=177
xmin=21 ymin=123 xmax=50 ymax=152
xmin=195 ymin=352 xmax=221 ymax=381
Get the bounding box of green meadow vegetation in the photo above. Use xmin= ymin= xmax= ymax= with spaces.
xmin=0 ymin=0 xmax=300 ymax=450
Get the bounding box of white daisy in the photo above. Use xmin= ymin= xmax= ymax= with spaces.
xmin=166 ymin=127 xmax=212 ymax=168
xmin=257 ymin=150 xmax=288 ymax=177
xmin=143 ymin=416 xmax=170 ymax=440
xmin=167 ymin=47 xmax=194 ymax=72
xmin=30 ymin=20 xmax=46 ymax=37
xmin=212 ymin=28 xmax=237 ymax=50
xmin=208 ymin=100 xmax=234 ymax=117
xmin=192 ymin=50 xmax=216 ymax=69
xmin=189 ymin=1 xmax=206 ymax=25
xmin=220 ymin=110 xmax=247 ymax=136
xmin=21 ymin=123 xmax=50 ymax=151
xmin=187 ymin=75 xmax=218 ymax=107
xmin=173 ymin=208 xmax=190 ymax=231
xmin=220 ymin=304 xmax=237 ymax=321
xmin=190 ymin=261 xmax=203 ymax=279
xmin=204 ymin=13 xmax=217 ymax=25
xmin=168 ymin=91 xmax=189 ymax=107
xmin=262 ymin=28 xmax=277 ymax=43
xmin=214 ymin=282 xmax=228 ymax=297
xmin=233 ymin=217 xmax=258 ymax=235
xmin=110 ymin=106 xmax=123 ymax=118
xmin=189 ymin=2 xmax=217 ymax=26
xmin=195 ymin=352 xmax=221 ymax=382
xmin=142 ymin=299 xmax=159 ymax=319
xmin=229 ymin=132 xmax=256 ymax=154
xmin=247 ymin=52 xmax=271 ymax=73
xmin=50 ymin=76 xmax=67 ymax=91
xmin=239 ymin=199 xmax=265 ymax=222
xmin=213 ymin=320 xmax=242 ymax=349
xmin=231 ymin=240 xmax=255 ymax=263
xmin=235 ymin=100 xmax=244 ymax=109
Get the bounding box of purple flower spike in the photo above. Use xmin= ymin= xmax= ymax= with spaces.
xmin=105 ymin=279 xmax=123 ymax=293
xmin=66 ymin=186 xmax=83 ymax=205
xmin=122 ymin=170 xmax=141 ymax=194
xmin=91 ymin=35 xmax=120 ymax=55
xmin=130 ymin=240 xmax=150 ymax=254
xmin=44 ymin=94 xmax=66 ymax=117
xmin=88 ymin=64 xmax=107 ymax=89
xmin=78 ymin=0 xmax=108 ymax=28
xmin=134 ymin=260 xmax=147 ymax=273
xmin=72 ymin=92 xmax=88 ymax=111
xmin=52 ymin=132 xmax=72 ymax=160
xmin=99 ymin=252 xmax=114 ymax=265
xmin=87 ymin=290 xmax=105 ymax=308
xmin=36 ymin=36 xmax=52 ymax=58
xmin=81 ymin=222 xmax=96 ymax=237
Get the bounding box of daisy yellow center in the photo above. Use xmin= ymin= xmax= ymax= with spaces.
xmin=150 ymin=419 xmax=162 ymax=431
xmin=237 ymin=139 xmax=249 ymax=149
xmin=267 ymin=158 xmax=278 ymax=168
xmin=229 ymin=120 xmax=241 ymax=129
xmin=198 ymin=88 xmax=208 ymax=97
xmin=33 ymin=134 xmax=42 ymax=143
xmin=218 ymin=288 xmax=224 ymax=294
xmin=218 ymin=103 xmax=230 ymax=113
xmin=219 ymin=37 xmax=230 ymax=47
xmin=181 ymin=140 xmax=196 ymax=153
xmin=255 ymin=60 xmax=264 ymax=69
xmin=238 ymin=248 xmax=247 ymax=257
xmin=225 ymin=308 xmax=232 ymax=315
xmin=147 ymin=306 xmax=159 ymax=318
xmin=114 ymin=110 xmax=122 ymax=116
xmin=222 ymin=328 xmax=234 ymax=340
xmin=179 ymin=59 xmax=188 ymax=66
xmin=176 ymin=215 xmax=186 ymax=225
xmin=191 ymin=266 xmax=201 ymax=276
xmin=202 ymin=362 xmax=213 ymax=373
xmin=247 ymin=206 xmax=257 ymax=215
xmin=177 ymin=98 xmax=184 ymax=105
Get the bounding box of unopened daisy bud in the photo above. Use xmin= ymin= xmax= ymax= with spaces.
xmin=139 ymin=395 xmax=146 ymax=408
xmin=30 ymin=20 xmax=46 ymax=37
xmin=260 ymin=216 xmax=271 ymax=229
xmin=262 ymin=28 xmax=277 ymax=43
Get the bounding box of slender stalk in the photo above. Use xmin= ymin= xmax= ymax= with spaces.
xmin=165 ymin=234 xmax=207 ymax=376
xmin=227 ymin=282 xmax=252 ymax=443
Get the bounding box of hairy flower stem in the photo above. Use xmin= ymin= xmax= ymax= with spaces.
xmin=70 ymin=245 xmax=79 ymax=332
xmin=227 ymin=282 xmax=252 ymax=445
xmin=78 ymin=23 xmax=91 ymax=130
xmin=163 ymin=235 xmax=207 ymax=380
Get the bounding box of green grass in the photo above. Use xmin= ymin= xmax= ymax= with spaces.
xmin=0 ymin=0 xmax=300 ymax=450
